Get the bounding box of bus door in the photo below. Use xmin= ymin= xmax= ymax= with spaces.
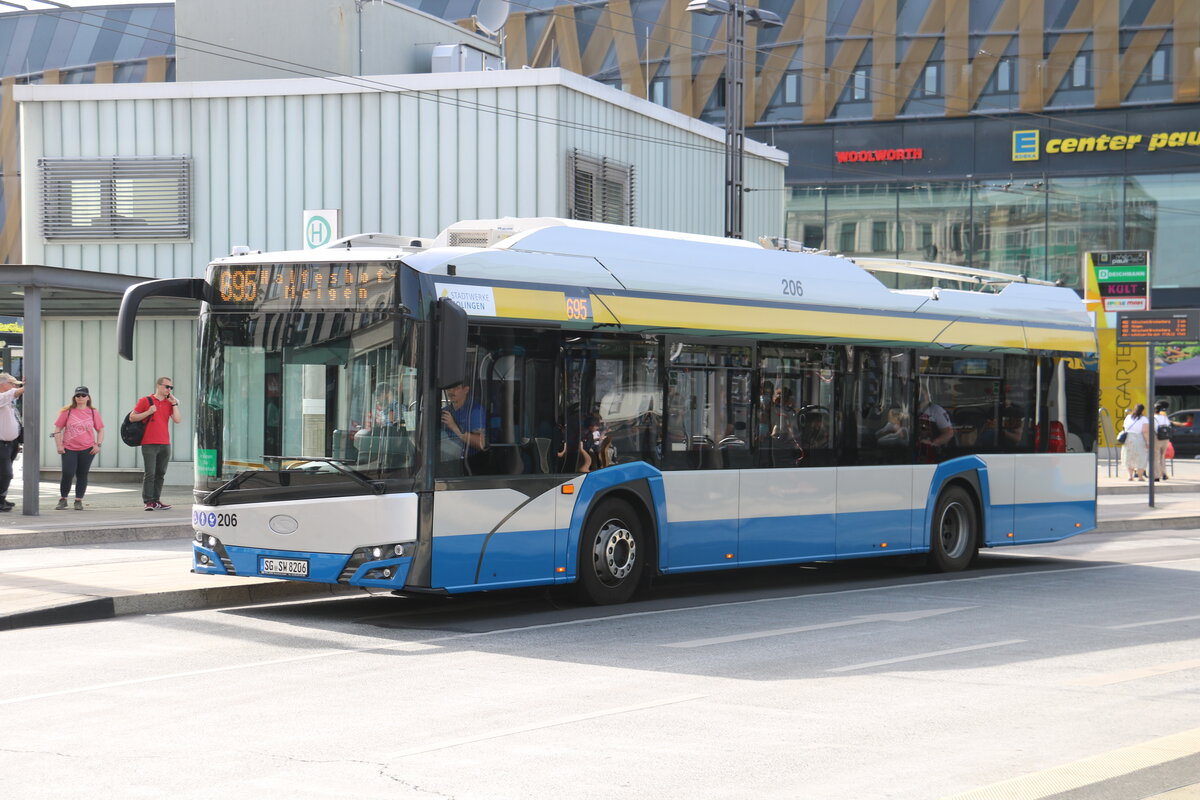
xmin=664 ymin=342 xmax=752 ymax=569
xmin=837 ymin=347 xmax=916 ymax=556
xmin=430 ymin=328 xmax=560 ymax=591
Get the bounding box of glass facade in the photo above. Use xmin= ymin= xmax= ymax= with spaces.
xmin=786 ymin=174 xmax=1199 ymax=291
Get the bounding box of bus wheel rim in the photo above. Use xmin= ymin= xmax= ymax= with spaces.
xmin=938 ymin=501 xmax=969 ymax=559
xmin=593 ymin=519 xmax=636 ymax=584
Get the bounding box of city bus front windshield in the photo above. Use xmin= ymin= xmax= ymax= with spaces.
xmin=195 ymin=309 xmax=421 ymax=502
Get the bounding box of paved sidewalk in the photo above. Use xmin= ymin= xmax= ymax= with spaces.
xmin=1 ymin=457 xmax=1197 ymax=632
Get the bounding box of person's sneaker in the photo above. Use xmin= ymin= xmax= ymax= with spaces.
xmin=0 ymin=500 xmax=13 ymax=511
xmin=145 ymin=502 xmax=157 ymax=511
xmin=56 ymin=498 xmax=68 ymax=510
xmin=155 ymin=501 xmax=172 ymax=510
xmin=74 ymin=499 xmax=84 ymax=511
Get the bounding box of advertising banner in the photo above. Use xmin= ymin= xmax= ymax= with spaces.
xmin=1084 ymin=251 xmax=1150 ymax=312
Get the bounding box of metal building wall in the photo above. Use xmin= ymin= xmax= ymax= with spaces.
xmin=41 ymin=318 xmax=196 ymax=480
xmin=20 ymin=69 xmax=785 ymax=270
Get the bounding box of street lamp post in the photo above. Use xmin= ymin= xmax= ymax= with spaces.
xmin=687 ymin=0 xmax=781 ymax=239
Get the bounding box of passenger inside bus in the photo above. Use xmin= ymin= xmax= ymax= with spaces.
xmin=917 ymin=381 xmax=955 ymax=462
xmin=875 ymin=408 xmax=909 ymax=445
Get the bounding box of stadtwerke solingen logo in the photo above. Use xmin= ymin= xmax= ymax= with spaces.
xmin=1012 ymin=130 xmax=1040 ymax=161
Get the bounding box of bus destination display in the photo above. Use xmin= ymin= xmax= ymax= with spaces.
xmin=212 ymin=263 xmax=396 ymax=311
xmin=1116 ymin=310 xmax=1200 ymax=342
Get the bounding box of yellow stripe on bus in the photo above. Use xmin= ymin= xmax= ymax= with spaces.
xmin=491 ymin=288 xmax=1096 ymax=353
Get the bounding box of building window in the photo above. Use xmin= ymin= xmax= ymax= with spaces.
xmin=839 ymin=222 xmax=857 ymax=252
xmin=872 ymin=220 xmax=889 ymax=252
xmin=995 ymin=59 xmax=1013 ymax=93
xmin=851 ymin=69 xmax=869 ymax=100
xmin=1148 ymin=48 xmax=1169 ymax=84
xmin=40 ymin=156 xmax=191 ymax=240
xmin=705 ymin=77 xmax=727 ymax=111
xmin=568 ymin=150 xmax=636 ymax=226
xmin=781 ymin=71 xmax=800 ymax=105
xmin=1069 ymin=53 xmax=1089 ymax=88
xmin=649 ymin=76 xmax=668 ymax=107
xmin=921 ymin=63 xmax=940 ymax=97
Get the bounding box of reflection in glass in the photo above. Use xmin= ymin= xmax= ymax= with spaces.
xmin=1046 ymin=176 xmax=1121 ymax=288
xmin=1125 ymin=174 xmax=1200 ymax=288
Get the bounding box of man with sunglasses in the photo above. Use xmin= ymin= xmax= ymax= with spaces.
xmin=128 ymin=377 xmax=181 ymax=510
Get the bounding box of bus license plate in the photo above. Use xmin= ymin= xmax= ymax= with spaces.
xmin=259 ymin=557 xmax=309 ymax=577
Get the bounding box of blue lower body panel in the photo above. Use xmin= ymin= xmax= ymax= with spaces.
xmin=737 ymin=513 xmax=837 ymax=566
xmin=432 ymin=529 xmax=557 ymax=592
xmin=1011 ymin=499 xmax=1096 ymax=544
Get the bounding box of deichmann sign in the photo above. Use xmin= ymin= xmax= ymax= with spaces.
xmin=1085 ymin=251 xmax=1150 ymax=312
xmin=1012 ymin=128 xmax=1200 ymax=161
xmin=835 ymin=147 xmax=923 ymax=163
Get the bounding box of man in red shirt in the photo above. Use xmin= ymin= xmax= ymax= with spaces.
xmin=129 ymin=377 xmax=181 ymax=510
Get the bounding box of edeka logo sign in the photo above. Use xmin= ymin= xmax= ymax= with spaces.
xmin=1012 ymin=128 xmax=1200 ymax=161
xmin=1012 ymin=130 xmax=1039 ymax=161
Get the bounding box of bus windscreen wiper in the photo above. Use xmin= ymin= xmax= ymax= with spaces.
xmin=202 ymin=469 xmax=259 ymax=505
xmin=261 ymin=455 xmax=385 ymax=495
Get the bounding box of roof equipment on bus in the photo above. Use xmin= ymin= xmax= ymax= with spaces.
xmin=321 ymin=232 xmax=430 ymax=251
xmin=759 ymin=235 xmax=1060 ymax=290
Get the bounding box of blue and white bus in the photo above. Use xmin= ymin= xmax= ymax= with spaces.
xmin=118 ymin=218 xmax=1099 ymax=604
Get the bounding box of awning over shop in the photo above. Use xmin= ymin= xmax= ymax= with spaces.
xmin=1156 ymin=355 xmax=1200 ymax=387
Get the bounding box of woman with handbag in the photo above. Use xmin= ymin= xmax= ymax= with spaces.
xmin=52 ymin=386 xmax=105 ymax=510
xmin=1121 ymin=403 xmax=1150 ymax=481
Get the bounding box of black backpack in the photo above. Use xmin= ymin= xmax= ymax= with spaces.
xmin=1156 ymin=423 xmax=1172 ymax=441
xmin=120 ymin=396 xmax=154 ymax=447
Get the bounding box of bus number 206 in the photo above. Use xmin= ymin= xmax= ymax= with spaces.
xmin=194 ymin=511 xmax=238 ymax=528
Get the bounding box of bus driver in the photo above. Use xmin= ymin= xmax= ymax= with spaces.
xmin=440 ymin=381 xmax=486 ymax=460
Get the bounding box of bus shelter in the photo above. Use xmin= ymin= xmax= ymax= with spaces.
xmin=0 ymin=265 xmax=194 ymax=515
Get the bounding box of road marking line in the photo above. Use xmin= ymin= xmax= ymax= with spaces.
xmin=0 ymin=560 xmax=1185 ymax=707
xmin=1110 ymin=614 xmax=1200 ymax=629
xmin=388 ymin=694 xmax=707 ymax=758
xmin=827 ymin=640 xmax=1026 ymax=673
xmin=1070 ymin=659 xmax=1200 ymax=687
xmin=939 ymin=728 xmax=1200 ymax=800
xmin=664 ymin=607 xmax=976 ymax=648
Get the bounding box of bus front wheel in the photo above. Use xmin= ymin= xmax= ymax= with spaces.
xmin=928 ymin=485 xmax=978 ymax=572
xmin=577 ymin=498 xmax=645 ymax=605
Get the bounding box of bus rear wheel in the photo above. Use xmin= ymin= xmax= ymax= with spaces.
xmin=577 ymin=498 xmax=644 ymax=605
xmin=928 ymin=485 xmax=978 ymax=572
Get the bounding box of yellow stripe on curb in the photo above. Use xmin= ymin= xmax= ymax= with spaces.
xmin=941 ymin=728 xmax=1200 ymax=800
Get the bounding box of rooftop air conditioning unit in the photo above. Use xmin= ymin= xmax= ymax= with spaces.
xmin=431 ymin=43 xmax=503 ymax=73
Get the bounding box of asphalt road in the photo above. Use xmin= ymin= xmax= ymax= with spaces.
xmin=2 ymin=529 xmax=1199 ymax=800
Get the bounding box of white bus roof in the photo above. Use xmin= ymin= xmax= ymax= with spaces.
xmin=210 ymin=217 xmax=1096 ymax=354
xmin=404 ymin=218 xmax=1096 ymax=354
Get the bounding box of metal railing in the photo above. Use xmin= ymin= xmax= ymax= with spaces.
xmin=1098 ymin=406 xmax=1119 ymax=477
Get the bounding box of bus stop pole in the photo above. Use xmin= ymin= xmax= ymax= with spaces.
xmin=1147 ymin=342 xmax=1155 ymax=508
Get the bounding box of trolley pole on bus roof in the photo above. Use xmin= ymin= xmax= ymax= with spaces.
xmin=1117 ymin=310 xmax=1200 ymax=508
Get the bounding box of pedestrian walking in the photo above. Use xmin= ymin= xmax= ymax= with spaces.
xmin=128 ymin=377 xmax=181 ymax=510
xmin=0 ymin=372 xmax=24 ymax=512
xmin=1153 ymin=400 xmax=1172 ymax=480
xmin=52 ymin=386 xmax=105 ymax=510
xmin=1121 ymin=403 xmax=1150 ymax=481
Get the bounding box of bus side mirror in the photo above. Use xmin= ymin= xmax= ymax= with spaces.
xmin=435 ymin=297 xmax=468 ymax=389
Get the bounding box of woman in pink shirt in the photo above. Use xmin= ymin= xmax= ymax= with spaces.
xmin=52 ymin=386 xmax=105 ymax=510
